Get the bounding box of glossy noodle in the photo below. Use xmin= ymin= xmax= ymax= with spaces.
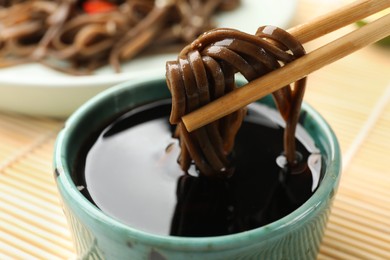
xmin=166 ymin=26 xmax=306 ymax=177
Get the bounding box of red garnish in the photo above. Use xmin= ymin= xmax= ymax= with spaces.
xmin=83 ymin=0 xmax=117 ymax=14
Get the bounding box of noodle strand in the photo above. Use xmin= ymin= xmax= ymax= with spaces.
xmin=166 ymin=26 xmax=307 ymax=177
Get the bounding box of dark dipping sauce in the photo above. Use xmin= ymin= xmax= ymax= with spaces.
xmin=73 ymin=99 xmax=322 ymax=237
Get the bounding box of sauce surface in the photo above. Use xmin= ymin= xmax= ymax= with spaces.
xmin=74 ymin=100 xmax=322 ymax=237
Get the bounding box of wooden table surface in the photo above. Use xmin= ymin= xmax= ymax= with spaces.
xmin=1 ymin=0 xmax=389 ymax=259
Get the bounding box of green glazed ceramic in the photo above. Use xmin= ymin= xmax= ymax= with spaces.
xmin=54 ymin=75 xmax=341 ymax=260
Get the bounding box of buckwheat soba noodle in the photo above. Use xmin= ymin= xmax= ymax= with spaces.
xmin=0 ymin=0 xmax=239 ymax=75
xmin=166 ymin=26 xmax=306 ymax=178
xmin=73 ymin=23 xmax=315 ymax=237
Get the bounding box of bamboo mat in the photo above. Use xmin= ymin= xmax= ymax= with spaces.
xmin=1 ymin=0 xmax=390 ymax=259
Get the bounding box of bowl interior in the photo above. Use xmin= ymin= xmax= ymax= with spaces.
xmin=54 ymin=76 xmax=341 ymax=249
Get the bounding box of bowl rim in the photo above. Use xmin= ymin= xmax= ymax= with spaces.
xmin=54 ymin=75 xmax=341 ymax=250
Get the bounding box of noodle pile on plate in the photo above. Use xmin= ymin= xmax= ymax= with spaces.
xmin=166 ymin=26 xmax=306 ymax=178
xmin=0 ymin=0 xmax=239 ymax=75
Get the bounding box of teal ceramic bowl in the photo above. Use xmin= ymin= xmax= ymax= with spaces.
xmin=54 ymin=75 xmax=341 ymax=260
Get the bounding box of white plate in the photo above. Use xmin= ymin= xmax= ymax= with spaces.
xmin=0 ymin=0 xmax=296 ymax=118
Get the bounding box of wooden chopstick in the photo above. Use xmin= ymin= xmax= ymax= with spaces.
xmin=288 ymin=0 xmax=390 ymax=44
xmin=182 ymin=0 xmax=390 ymax=132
